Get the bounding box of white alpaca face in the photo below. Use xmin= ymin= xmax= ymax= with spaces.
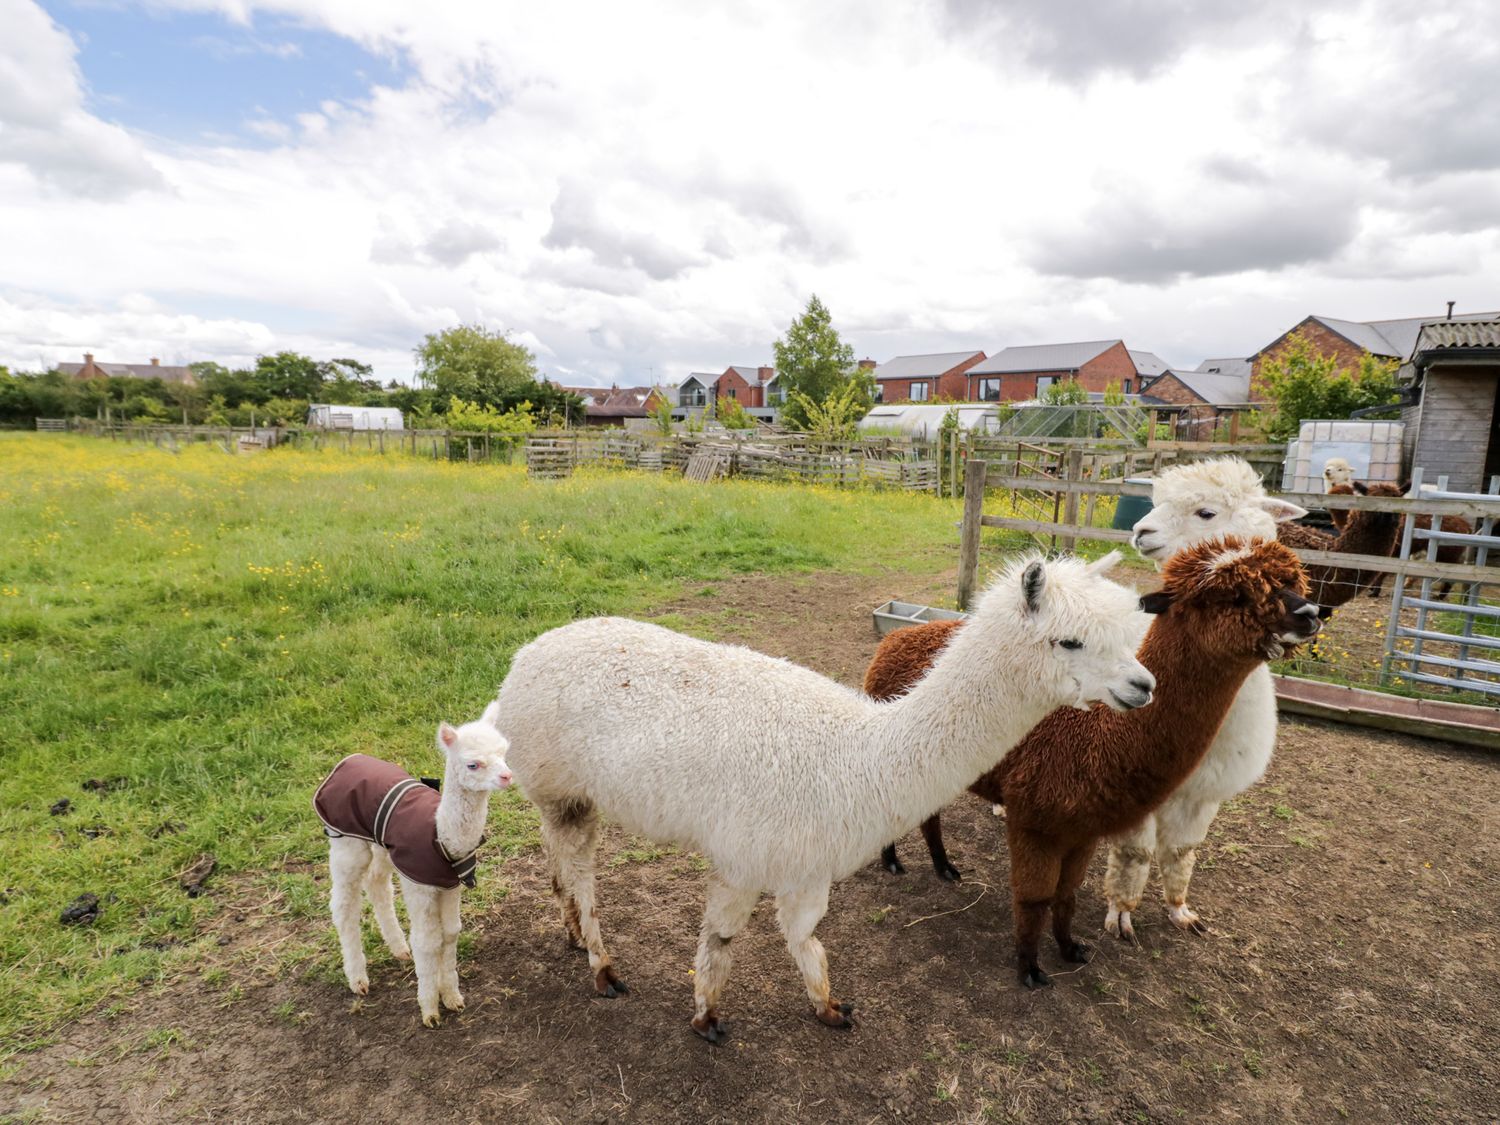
xmin=1021 ymin=555 xmax=1156 ymax=712
xmin=1131 ymin=480 xmax=1304 ymax=564
xmin=438 ymin=719 xmax=514 ymax=792
xmin=1322 ymin=459 xmax=1354 ymax=489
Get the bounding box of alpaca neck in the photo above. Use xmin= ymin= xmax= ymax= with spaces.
xmin=435 ymin=771 xmax=491 ymax=857
xmin=1091 ymin=621 xmax=1260 ymax=822
xmin=862 ymin=602 xmax=1059 ymax=833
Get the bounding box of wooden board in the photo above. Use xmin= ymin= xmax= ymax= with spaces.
xmin=1272 ymin=675 xmax=1500 ymax=751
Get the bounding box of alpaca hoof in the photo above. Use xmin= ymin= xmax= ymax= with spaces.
xmin=815 ymin=1001 xmax=855 ymax=1029
xmin=422 ymin=1011 xmax=441 ymax=1029
xmin=392 ymin=949 xmax=412 ymax=962
xmin=1061 ymin=940 xmax=1092 ymax=964
xmin=595 ymin=966 xmax=629 ymax=998
xmin=348 ymin=976 xmax=369 ymax=996
xmin=935 ymin=862 xmax=962 ymax=883
xmin=1020 ymin=967 xmax=1052 ymax=989
xmin=1168 ymin=904 xmax=1208 ymax=934
xmin=442 ymin=992 xmax=465 ymax=1012
xmin=1104 ymin=909 xmax=1136 ymax=942
xmin=881 ymin=847 xmax=905 ymax=876
xmin=691 ymin=1012 xmax=730 ymax=1045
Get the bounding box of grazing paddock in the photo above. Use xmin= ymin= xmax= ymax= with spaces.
xmin=2 ymin=436 xmax=1497 ymax=1121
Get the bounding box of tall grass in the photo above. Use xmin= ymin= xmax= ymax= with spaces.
xmin=0 ymin=435 xmax=960 ymax=1050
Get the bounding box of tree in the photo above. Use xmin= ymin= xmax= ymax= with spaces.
xmin=253 ymin=351 xmax=325 ymax=401
xmin=772 ymin=295 xmax=869 ymax=429
xmin=415 ymin=325 xmax=539 ymax=406
xmin=716 ymin=397 xmax=756 ymax=430
xmin=1041 ymin=378 xmax=1089 ymax=405
xmin=787 ymin=380 xmax=867 ymax=440
xmin=1253 ymin=332 xmax=1401 ymax=440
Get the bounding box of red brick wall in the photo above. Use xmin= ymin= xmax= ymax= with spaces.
xmin=1140 ymin=374 xmax=1205 ymax=406
xmin=1076 ymin=341 xmax=1138 ymax=393
xmin=715 ymin=368 xmax=755 ymax=409
xmin=1249 ymin=318 xmax=1370 ymax=403
xmin=875 ymin=377 xmax=937 ymax=403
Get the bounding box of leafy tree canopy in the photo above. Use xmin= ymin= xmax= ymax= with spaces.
xmin=415 ymin=325 xmax=539 ymax=406
xmin=772 ymin=295 xmax=872 ymax=429
xmin=1253 ymin=331 xmax=1401 ymax=440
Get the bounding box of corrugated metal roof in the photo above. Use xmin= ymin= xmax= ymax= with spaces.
xmin=969 ymin=339 xmax=1120 ymax=375
xmin=872 ymin=350 xmax=985 ymax=380
xmin=1414 ymin=319 xmax=1500 ymax=352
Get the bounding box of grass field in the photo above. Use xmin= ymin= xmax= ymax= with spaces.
xmin=0 ymin=435 xmax=963 ymax=1054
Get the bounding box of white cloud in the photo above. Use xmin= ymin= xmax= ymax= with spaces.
xmin=1 ymin=0 xmax=1498 ymax=382
xmin=0 ymin=0 xmax=164 ymax=197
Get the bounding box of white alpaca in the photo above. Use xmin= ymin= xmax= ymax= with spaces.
xmin=1108 ymin=458 xmax=1306 ymax=938
xmin=494 ymin=553 xmax=1155 ymax=1042
xmin=317 ymin=704 xmax=511 ymax=1027
xmin=1322 ymin=457 xmax=1354 ymax=490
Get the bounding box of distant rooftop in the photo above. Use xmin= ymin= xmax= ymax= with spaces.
xmin=872 ymin=350 xmax=986 ymax=380
xmin=969 ymin=340 xmax=1120 ymax=375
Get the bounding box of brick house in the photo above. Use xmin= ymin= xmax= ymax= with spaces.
xmin=964 ymin=340 xmax=1140 ymax=402
xmin=714 ymin=365 xmax=777 ymax=409
xmin=1140 ymin=357 xmax=1252 ymax=407
xmin=58 ymin=353 xmax=197 ymax=386
xmin=870 ymin=351 xmax=986 ymax=404
xmin=555 ymin=384 xmax=666 ymax=427
xmin=1248 ymin=311 xmax=1500 ymax=400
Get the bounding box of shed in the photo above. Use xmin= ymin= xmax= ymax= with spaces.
xmin=307 ymin=404 xmax=405 ymax=431
xmin=858 ymin=403 xmax=998 ymax=439
xmin=1401 ymin=320 xmax=1500 ymax=492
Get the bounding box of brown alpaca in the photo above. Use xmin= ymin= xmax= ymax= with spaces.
xmin=865 ymin=539 xmax=1321 ymax=988
xmin=1353 ymin=481 xmax=1471 ymax=600
xmin=1273 ymin=501 xmax=1400 ymax=609
xmin=1326 ymin=482 xmax=1354 ymax=531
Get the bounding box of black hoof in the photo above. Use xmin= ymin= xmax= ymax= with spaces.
xmin=838 ymin=1001 xmax=855 ymax=1016
xmin=1020 ymin=968 xmax=1052 ymax=989
xmin=936 ymin=862 xmax=963 ymax=883
xmin=883 ymin=858 xmax=906 ymax=876
xmin=1061 ymin=940 xmax=1092 ymax=964
xmin=692 ymin=1016 xmax=730 ymax=1045
xmin=816 ymin=1001 xmax=856 ymax=1028
xmin=595 ymin=967 xmax=629 ymax=998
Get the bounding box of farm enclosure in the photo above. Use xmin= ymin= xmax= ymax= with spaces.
xmin=1 ymin=436 xmax=1497 ymax=1121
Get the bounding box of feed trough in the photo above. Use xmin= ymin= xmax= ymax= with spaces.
xmin=872 ymin=600 xmax=970 ymax=637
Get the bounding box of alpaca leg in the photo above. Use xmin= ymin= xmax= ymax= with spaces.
xmin=328 ymin=837 xmax=374 ymax=995
xmin=1051 ymin=843 xmax=1097 ymax=964
xmin=879 ymin=842 xmax=905 ymax=875
xmin=775 ymin=884 xmax=851 ymax=1028
xmin=1155 ymin=798 xmax=1222 ymax=934
xmin=1103 ymin=815 xmax=1157 ymax=941
xmin=364 ymin=846 xmax=410 ymax=961
xmin=540 ymin=802 xmax=623 ymax=997
xmin=438 ymin=887 xmax=464 ymax=1012
xmin=403 ymin=882 xmax=445 ymax=1027
xmin=1008 ymin=826 xmax=1063 ymax=988
xmin=689 ymin=872 xmax=760 ymax=1045
xmin=920 ymin=814 xmax=963 ymax=882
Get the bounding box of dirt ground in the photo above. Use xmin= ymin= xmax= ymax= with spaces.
xmin=7 ymin=566 xmax=1500 ymax=1124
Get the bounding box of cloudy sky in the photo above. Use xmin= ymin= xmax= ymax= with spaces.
xmin=2 ymin=0 xmax=1498 ymax=386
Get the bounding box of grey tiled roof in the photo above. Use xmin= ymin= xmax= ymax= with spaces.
xmin=1194 ymin=356 xmax=1251 ymax=378
xmin=969 ymin=339 xmax=1119 ymax=375
xmin=1127 ymin=350 xmax=1170 ymax=377
xmin=872 ymin=350 xmax=985 ymax=380
xmin=1166 ymin=369 xmax=1252 ymax=404
xmin=1311 ymin=312 xmax=1500 ymax=359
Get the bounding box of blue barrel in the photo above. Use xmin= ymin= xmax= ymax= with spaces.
xmin=1111 ymin=477 xmax=1155 ymax=531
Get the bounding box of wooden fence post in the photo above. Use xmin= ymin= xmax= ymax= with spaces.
xmin=957 ymin=458 xmax=988 ymax=611
xmin=1060 ymin=447 xmax=1084 ymax=551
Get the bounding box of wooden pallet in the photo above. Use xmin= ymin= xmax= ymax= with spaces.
xmin=683 ymin=451 xmax=729 ymax=483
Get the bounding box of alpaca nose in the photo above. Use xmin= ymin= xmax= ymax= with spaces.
xmin=1128 ymin=675 xmax=1155 ymax=697
xmin=498 ymin=768 xmax=513 ymax=785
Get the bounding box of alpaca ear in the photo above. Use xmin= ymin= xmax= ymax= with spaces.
xmin=481 ymin=700 xmax=501 ymax=728
xmin=1351 ymin=481 xmax=1368 ymax=495
xmin=437 ymin=722 xmax=459 ymax=749
xmin=1139 ymin=591 xmax=1174 ymax=615
xmin=1257 ymin=497 xmax=1307 ymax=522
xmin=1085 ymin=550 xmax=1121 ymax=575
xmin=1021 ymin=560 xmax=1046 ymax=614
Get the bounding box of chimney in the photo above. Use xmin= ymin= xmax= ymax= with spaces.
xmin=758 ymin=365 xmax=773 ymax=382
xmin=151 ymin=357 xmax=160 ymax=366
xmin=1446 ymin=301 xmax=1455 ymax=321
xmin=857 ymin=358 xmax=877 ymax=370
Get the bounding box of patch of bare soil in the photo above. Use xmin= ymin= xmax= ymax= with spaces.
xmin=7 ymin=568 xmax=1499 ymax=1123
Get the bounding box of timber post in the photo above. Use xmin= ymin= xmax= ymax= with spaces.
xmin=957 ymin=458 xmax=988 ymax=611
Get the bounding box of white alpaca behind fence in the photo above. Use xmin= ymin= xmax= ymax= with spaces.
xmin=493 ymin=552 xmax=1154 ymax=1043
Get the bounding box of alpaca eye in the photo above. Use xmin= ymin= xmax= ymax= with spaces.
xmin=1058 ymin=638 xmax=1083 ymax=651
xmin=466 ymin=762 xmax=480 ymax=770
xmin=1195 ymin=509 xmax=1216 ymax=520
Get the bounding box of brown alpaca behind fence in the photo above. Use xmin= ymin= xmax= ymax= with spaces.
xmin=865 ymin=538 xmax=1322 ymax=988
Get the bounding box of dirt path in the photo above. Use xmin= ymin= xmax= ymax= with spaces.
xmin=7 ymin=567 xmax=1499 ymax=1123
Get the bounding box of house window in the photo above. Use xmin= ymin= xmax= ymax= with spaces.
xmin=1122 ymin=379 xmax=1132 ymax=395
xmin=727 ymin=387 xmax=737 ymax=400
xmin=873 ymin=384 xmax=884 ymax=403
xmin=1035 ymin=376 xmax=1057 ymax=396
xmin=977 ymin=378 xmax=1001 ymax=401
xmin=680 ymin=386 xmax=706 ymax=407
xmin=909 ymin=381 xmax=930 ymax=402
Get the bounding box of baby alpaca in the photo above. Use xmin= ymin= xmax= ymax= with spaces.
xmin=1322 ymin=458 xmax=1354 ymax=491
xmin=316 ymin=703 xmax=511 ymax=1027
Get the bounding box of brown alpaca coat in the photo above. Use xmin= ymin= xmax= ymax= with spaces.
xmin=1355 ymin=482 xmax=1472 ymax=599
xmin=1274 ymin=505 xmax=1399 ymax=608
xmin=865 ymin=539 xmax=1315 ymax=986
